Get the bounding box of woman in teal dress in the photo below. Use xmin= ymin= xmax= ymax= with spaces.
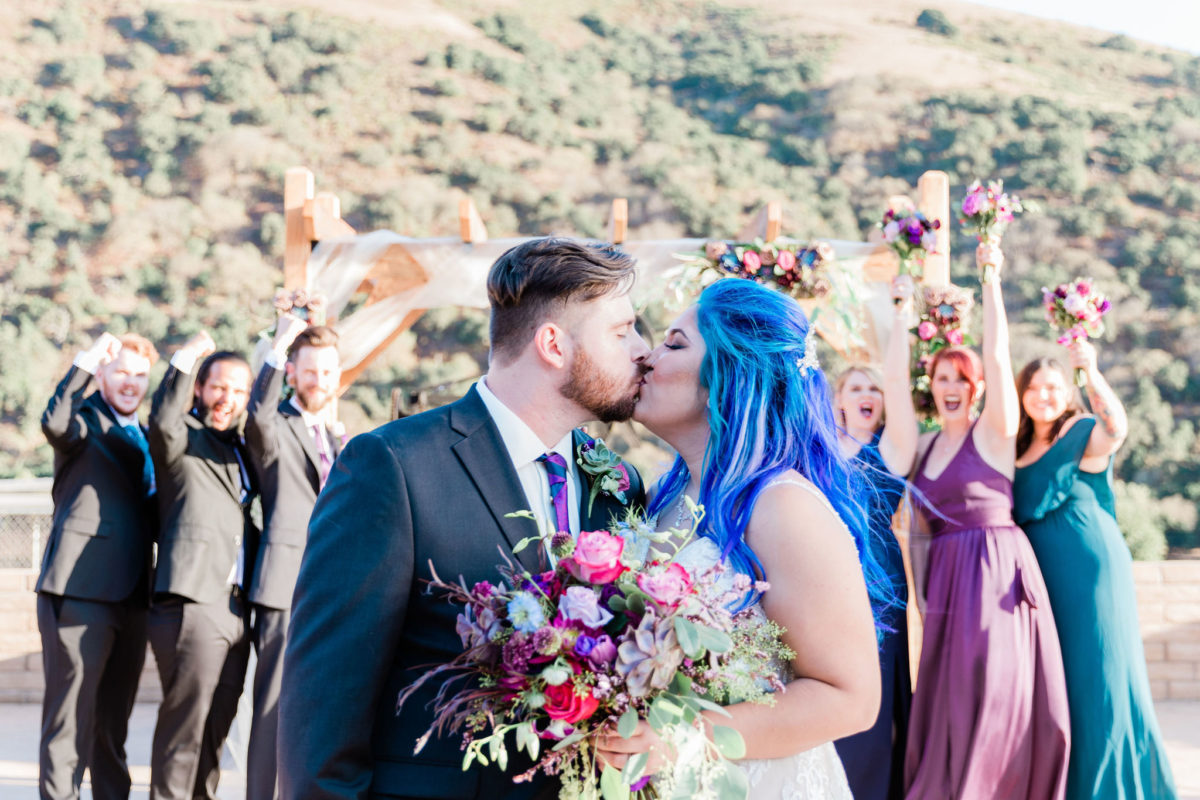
xmin=1012 ymin=340 xmax=1176 ymax=799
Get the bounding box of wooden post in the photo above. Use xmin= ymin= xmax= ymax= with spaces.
xmin=736 ymin=202 xmax=782 ymax=242
xmin=458 ymin=198 xmax=488 ymax=244
xmin=607 ymin=198 xmax=628 ymax=244
xmin=304 ymin=192 xmax=356 ymax=242
xmin=284 ymin=167 xmax=314 ymax=290
xmin=918 ymin=171 xmax=950 ymax=286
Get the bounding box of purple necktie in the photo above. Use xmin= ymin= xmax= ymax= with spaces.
xmin=537 ymin=452 xmax=571 ymax=534
xmin=312 ymin=424 xmax=332 ymax=489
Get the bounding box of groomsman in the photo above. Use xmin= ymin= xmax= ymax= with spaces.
xmin=243 ymin=316 xmax=343 ymax=800
xmin=146 ymin=331 xmax=258 ymax=800
xmin=38 ymin=332 xmax=158 ymax=800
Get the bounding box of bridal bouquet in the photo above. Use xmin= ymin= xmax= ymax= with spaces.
xmin=880 ymin=206 xmax=940 ymax=287
xmin=1042 ymin=278 xmax=1111 ymax=386
xmin=674 ymin=239 xmax=837 ymax=301
xmin=399 ymin=506 xmax=793 ymax=800
xmin=911 ymin=285 xmax=976 ymax=422
xmin=958 ymin=179 xmax=1026 ymax=284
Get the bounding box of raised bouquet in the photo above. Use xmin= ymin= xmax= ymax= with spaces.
xmin=880 ymin=205 xmax=940 ymax=288
xmin=1042 ymin=278 xmax=1110 ymax=386
xmin=958 ymin=179 xmax=1025 ymax=284
xmin=674 ymin=239 xmax=837 ymax=301
xmin=399 ymin=506 xmax=793 ymax=800
xmin=911 ymin=285 xmax=976 ymax=423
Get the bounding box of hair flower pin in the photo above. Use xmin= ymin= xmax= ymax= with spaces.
xmin=796 ymin=328 xmax=820 ymax=376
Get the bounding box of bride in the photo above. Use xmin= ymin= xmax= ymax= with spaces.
xmin=597 ymin=279 xmax=893 ymax=797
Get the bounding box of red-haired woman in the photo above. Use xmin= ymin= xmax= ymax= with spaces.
xmin=903 ymin=244 xmax=1071 ymax=799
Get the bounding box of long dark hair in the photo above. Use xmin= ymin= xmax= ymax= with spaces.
xmin=1015 ymin=358 xmax=1084 ymax=458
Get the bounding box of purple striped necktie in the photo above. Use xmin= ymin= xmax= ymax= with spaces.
xmin=537 ymin=452 xmax=571 ymax=534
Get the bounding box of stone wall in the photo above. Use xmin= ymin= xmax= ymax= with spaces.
xmin=1135 ymin=561 xmax=1200 ymax=701
xmin=3 ymin=561 xmax=1200 ymax=703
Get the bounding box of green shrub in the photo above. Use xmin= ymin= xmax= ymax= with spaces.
xmin=142 ymin=10 xmax=221 ymax=55
xmin=916 ymin=9 xmax=957 ymax=37
xmin=1114 ymin=481 xmax=1171 ymax=560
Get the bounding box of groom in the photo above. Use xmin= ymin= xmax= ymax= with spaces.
xmin=278 ymin=238 xmax=651 ymax=800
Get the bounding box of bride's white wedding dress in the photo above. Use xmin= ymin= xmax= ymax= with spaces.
xmin=666 ymin=479 xmax=854 ymax=800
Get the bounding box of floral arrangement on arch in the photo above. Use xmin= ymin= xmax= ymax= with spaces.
xmin=399 ymin=506 xmax=793 ymax=799
xmin=674 ymin=239 xmax=837 ymax=301
xmin=911 ymin=284 xmax=976 ymax=422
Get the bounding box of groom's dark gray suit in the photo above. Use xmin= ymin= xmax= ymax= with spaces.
xmin=278 ymin=386 xmax=643 ymax=800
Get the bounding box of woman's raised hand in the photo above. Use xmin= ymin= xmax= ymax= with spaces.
xmin=976 ymin=241 xmax=1004 ymax=278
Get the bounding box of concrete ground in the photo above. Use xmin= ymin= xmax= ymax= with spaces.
xmin=1 ymin=701 xmax=1198 ymax=798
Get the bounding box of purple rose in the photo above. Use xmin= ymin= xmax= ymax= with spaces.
xmin=573 ymin=634 xmax=597 ymax=658
xmin=557 ymin=586 xmax=614 ymax=629
xmin=586 ymin=634 xmax=617 ymax=668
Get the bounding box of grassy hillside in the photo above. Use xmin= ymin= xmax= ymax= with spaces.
xmin=1 ymin=0 xmax=1197 ymax=552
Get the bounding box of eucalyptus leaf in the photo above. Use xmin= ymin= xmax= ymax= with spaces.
xmin=552 ymin=731 xmax=586 ymax=751
xmin=600 ymin=765 xmax=630 ymax=800
xmin=618 ymin=708 xmax=639 ymax=739
xmin=697 ymin=625 xmax=733 ymax=654
xmin=673 ymin=617 xmax=704 ymax=658
xmin=622 ymin=751 xmax=649 ymax=786
xmin=711 ymin=725 xmax=746 ymax=760
xmin=712 ymin=761 xmax=750 ymax=799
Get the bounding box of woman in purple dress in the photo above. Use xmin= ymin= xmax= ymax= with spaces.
xmin=904 ymin=243 xmax=1070 ymax=800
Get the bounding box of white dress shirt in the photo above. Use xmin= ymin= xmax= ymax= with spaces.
xmin=476 ymin=378 xmax=581 ymax=538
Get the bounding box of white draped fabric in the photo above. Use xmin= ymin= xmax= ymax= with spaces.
xmin=306 ymin=232 xmax=897 ymax=371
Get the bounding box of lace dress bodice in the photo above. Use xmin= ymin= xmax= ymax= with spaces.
xmin=660 ymin=479 xmax=854 ymax=799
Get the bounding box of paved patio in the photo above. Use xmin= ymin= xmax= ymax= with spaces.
xmin=1 ymin=699 xmax=1197 ymax=798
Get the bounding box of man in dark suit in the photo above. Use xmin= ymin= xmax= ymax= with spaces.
xmin=146 ymin=331 xmax=258 ymax=800
xmin=38 ymin=332 xmax=158 ymax=800
xmin=244 ymin=317 xmax=343 ymax=800
xmin=279 ymin=238 xmax=652 ymax=800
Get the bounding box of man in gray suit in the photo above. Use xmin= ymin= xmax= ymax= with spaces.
xmin=147 ymin=331 xmax=258 ymax=800
xmin=244 ymin=317 xmax=343 ymax=800
xmin=38 ymin=332 xmax=158 ymax=800
xmin=279 ymin=238 xmax=651 ymax=800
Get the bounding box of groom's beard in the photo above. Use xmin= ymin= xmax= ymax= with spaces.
xmin=560 ymin=348 xmax=643 ymax=424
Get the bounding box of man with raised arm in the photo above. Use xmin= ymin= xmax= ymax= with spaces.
xmin=244 ymin=316 xmax=343 ymax=800
xmin=147 ymin=331 xmax=258 ymax=800
xmin=38 ymin=332 xmax=159 ymax=800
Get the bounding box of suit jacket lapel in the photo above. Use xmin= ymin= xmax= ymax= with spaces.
xmin=450 ymin=387 xmax=542 ymax=574
xmin=281 ymin=404 xmax=322 ymax=489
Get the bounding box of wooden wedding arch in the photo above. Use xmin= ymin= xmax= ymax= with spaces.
xmin=278 ymin=166 xmax=953 ymax=395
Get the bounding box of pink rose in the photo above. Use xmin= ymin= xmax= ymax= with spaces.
xmin=741 ymin=250 xmax=762 ymax=272
xmin=776 ymin=250 xmax=797 ymax=272
xmin=542 ymin=682 xmax=599 ymax=724
xmin=1076 ymin=281 xmax=1091 ymax=296
xmin=636 ymin=563 xmax=693 ymax=609
xmin=562 ymin=530 xmax=626 ymax=584
xmin=704 ymin=241 xmax=727 ymax=261
xmin=946 ymin=328 xmax=964 ymax=345
xmin=917 ymin=321 xmax=938 ymax=341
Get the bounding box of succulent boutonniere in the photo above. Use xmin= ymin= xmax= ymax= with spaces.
xmin=576 ymin=437 xmax=630 ymax=514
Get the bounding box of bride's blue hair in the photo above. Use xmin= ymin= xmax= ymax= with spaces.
xmin=647 ymin=279 xmax=897 ymax=628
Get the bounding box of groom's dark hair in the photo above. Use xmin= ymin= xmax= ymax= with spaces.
xmin=487 ymin=237 xmax=637 ymax=363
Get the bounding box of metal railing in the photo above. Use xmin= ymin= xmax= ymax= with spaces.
xmin=0 ymin=478 xmax=52 ymax=571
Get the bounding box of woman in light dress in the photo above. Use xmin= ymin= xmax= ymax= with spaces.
xmin=597 ymin=278 xmax=896 ymax=797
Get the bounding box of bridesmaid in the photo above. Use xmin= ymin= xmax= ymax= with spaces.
xmin=904 ymin=243 xmax=1070 ymax=800
xmin=1013 ymin=342 xmax=1177 ymax=799
xmin=832 ymin=275 xmax=917 ymax=800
